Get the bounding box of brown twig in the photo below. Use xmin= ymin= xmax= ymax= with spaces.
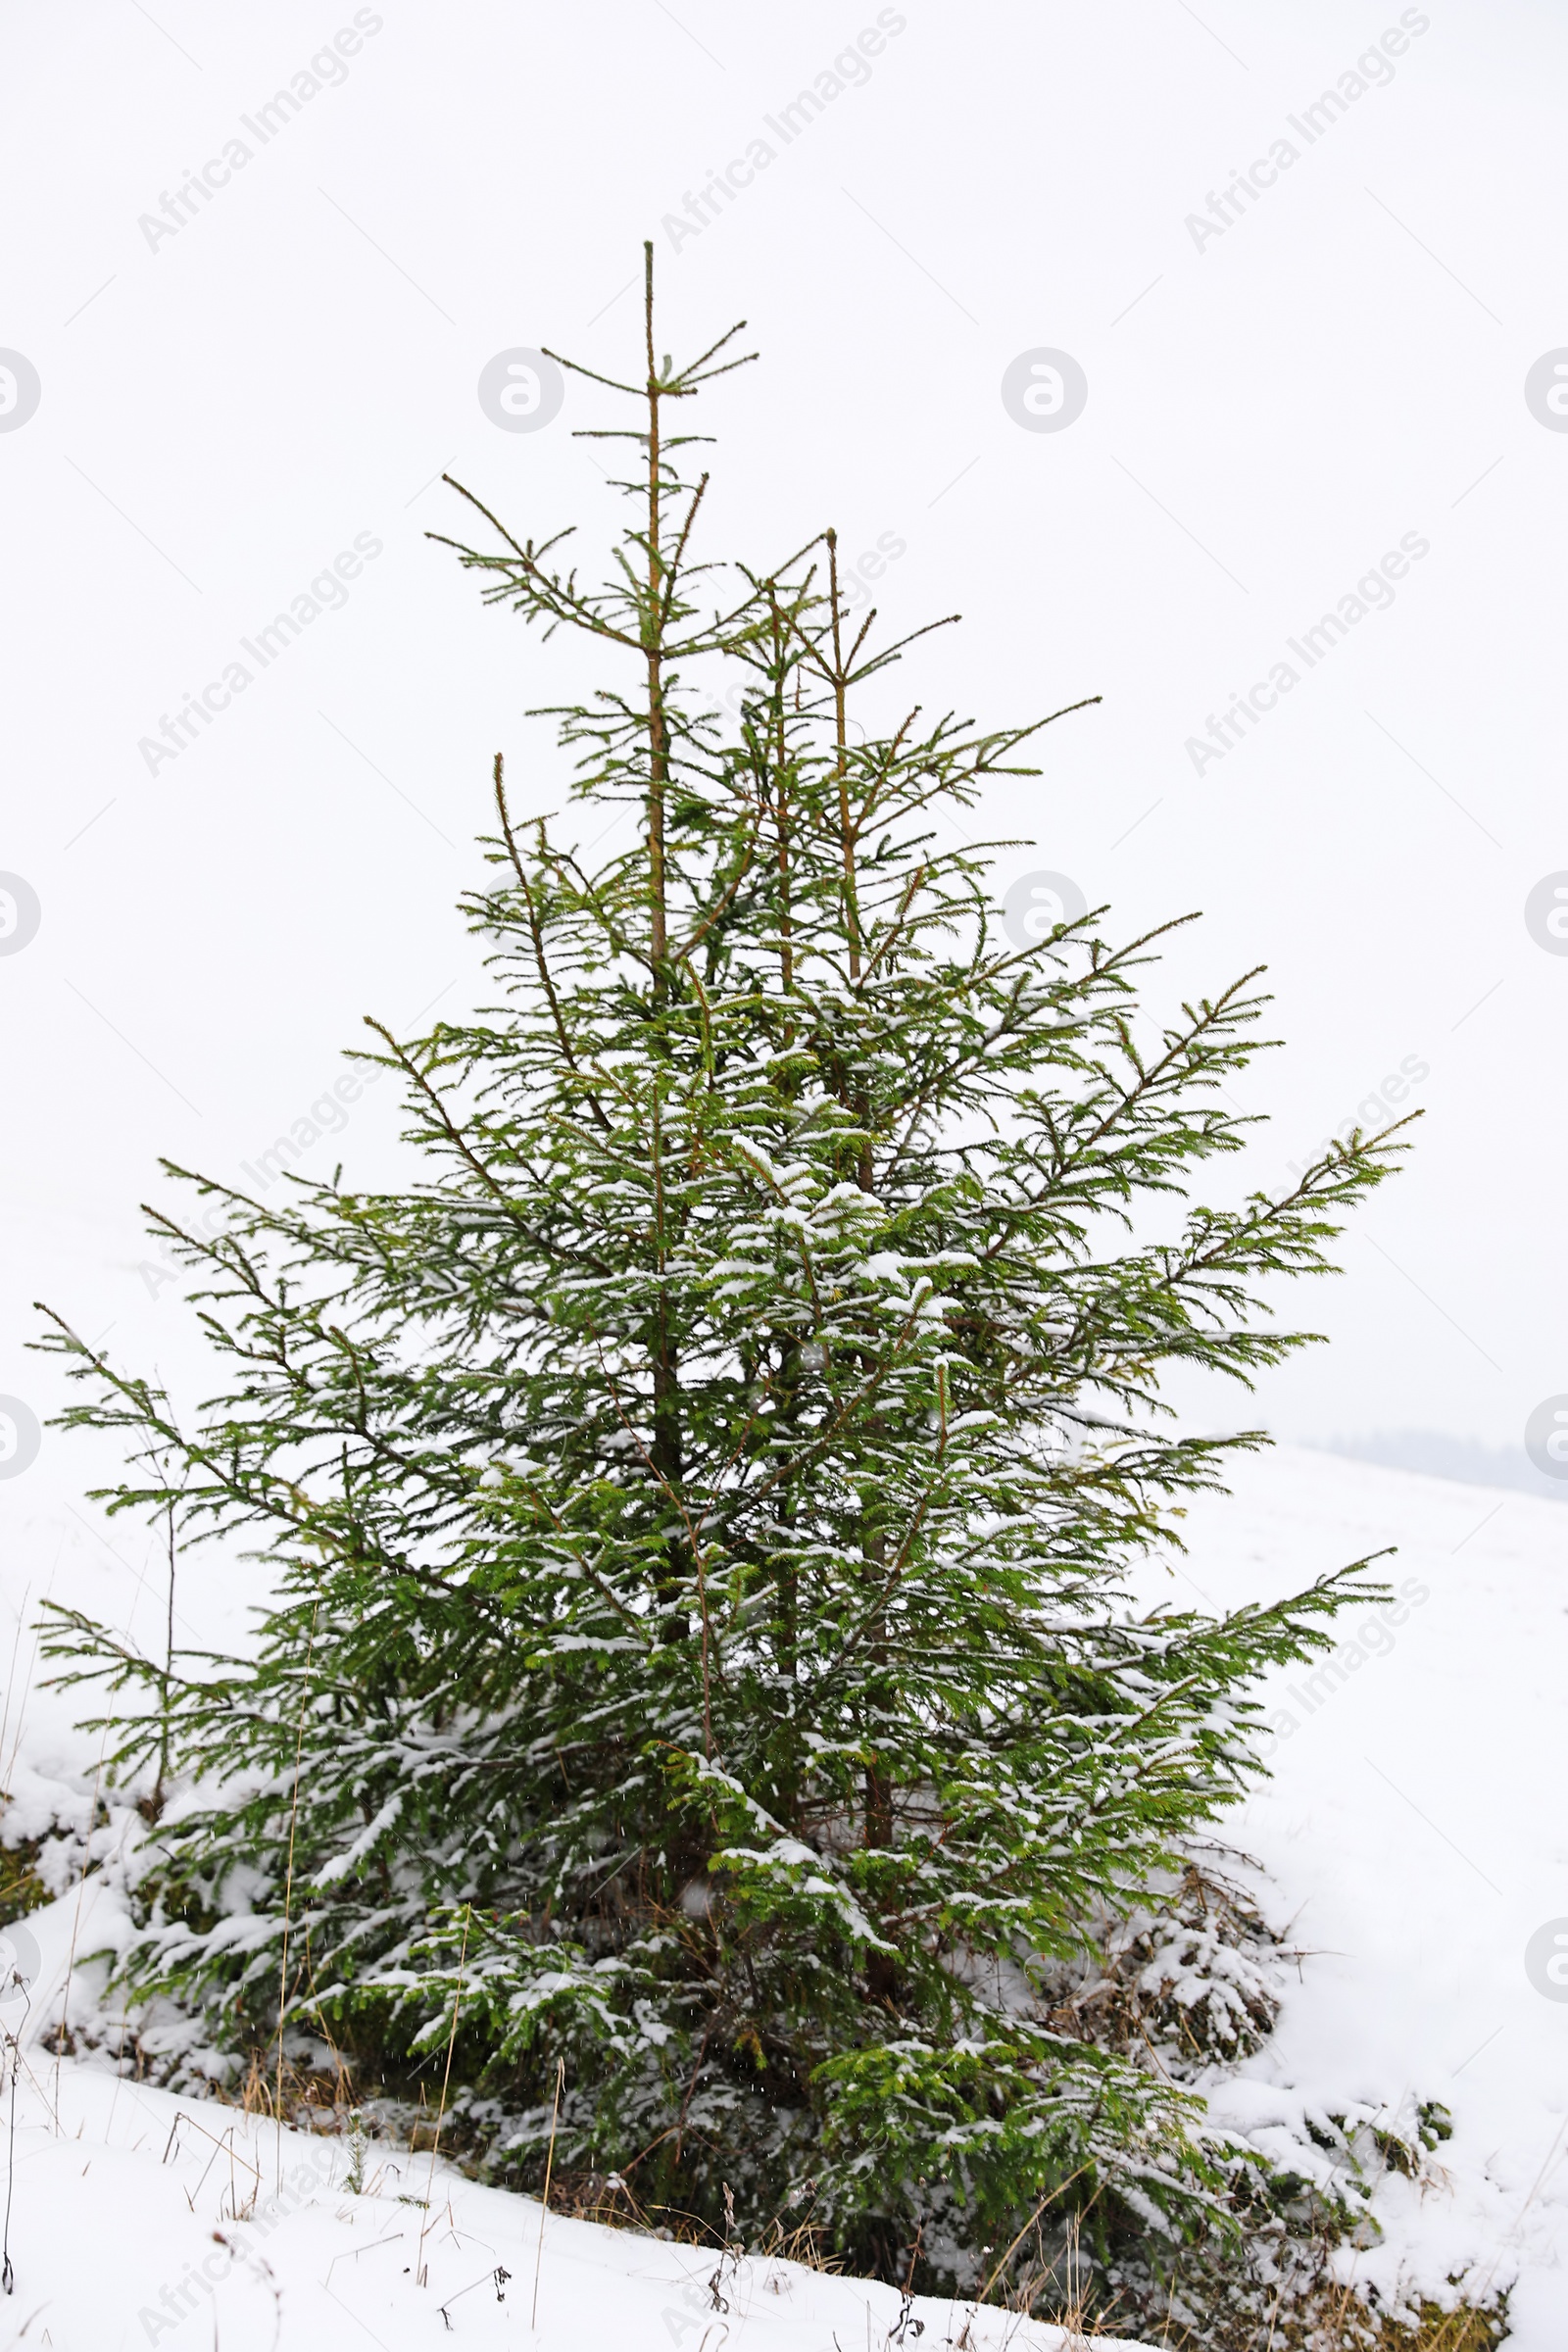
xmin=531 ymin=2054 xmax=565 ymax=2328
xmin=273 ymin=1611 xmax=318 ymax=2189
xmin=55 ymin=1727 xmax=109 ymax=2131
xmin=417 ymin=1903 xmax=472 ymax=2288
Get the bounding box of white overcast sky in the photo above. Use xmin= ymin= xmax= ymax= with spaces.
xmin=1 ymin=0 xmax=1563 ymax=1508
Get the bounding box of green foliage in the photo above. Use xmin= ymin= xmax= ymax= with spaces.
xmin=0 ymin=1837 xmax=47 ymax=1929
xmin=38 ymin=246 xmax=1405 ymax=2291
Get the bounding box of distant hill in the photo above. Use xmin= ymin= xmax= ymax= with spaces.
xmin=1308 ymin=1426 xmax=1568 ymax=1503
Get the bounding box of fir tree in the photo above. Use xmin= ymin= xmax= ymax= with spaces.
xmin=40 ymin=246 xmax=1401 ymax=2300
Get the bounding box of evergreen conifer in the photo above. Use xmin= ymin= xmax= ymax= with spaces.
xmin=42 ymin=247 xmax=1400 ymax=2300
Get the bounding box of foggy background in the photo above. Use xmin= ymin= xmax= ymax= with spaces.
xmin=2 ymin=0 xmax=1564 ymax=1523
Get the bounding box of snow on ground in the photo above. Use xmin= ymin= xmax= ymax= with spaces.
xmin=1151 ymin=1443 xmax=1568 ymax=2344
xmin=0 ymin=1440 xmax=1563 ymax=2345
xmin=0 ymin=2012 xmax=1143 ymax=2351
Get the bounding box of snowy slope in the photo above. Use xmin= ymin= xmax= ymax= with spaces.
xmin=0 ymin=2040 xmax=1150 ymax=2350
xmin=1153 ymin=1444 xmax=1568 ymax=2344
xmin=0 ymin=1442 xmax=1563 ymax=2345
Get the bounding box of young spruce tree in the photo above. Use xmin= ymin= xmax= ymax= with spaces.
xmin=42 ymin=248 xmax=1397 ymax=2299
